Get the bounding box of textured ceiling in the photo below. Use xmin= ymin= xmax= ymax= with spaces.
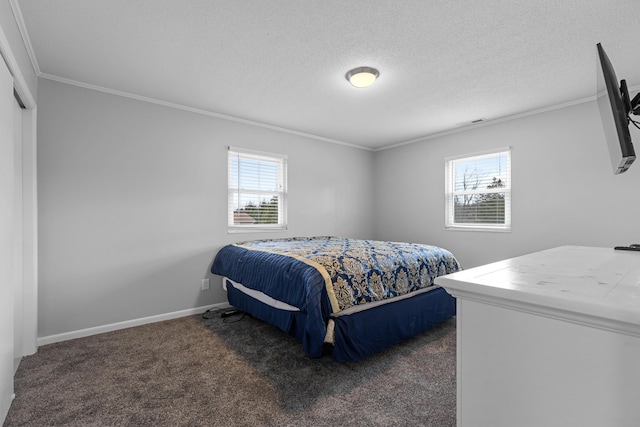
xmin=13 ymin=0 xmax=640 ymax=150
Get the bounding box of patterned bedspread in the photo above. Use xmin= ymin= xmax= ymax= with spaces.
xmin=233 ymin=236 xmax=461 ymax=312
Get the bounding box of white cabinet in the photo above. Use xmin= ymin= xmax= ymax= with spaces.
xmin=436 ymin=246 xmax=640 ymax=427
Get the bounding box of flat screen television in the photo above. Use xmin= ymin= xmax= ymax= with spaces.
xmin=596 ymin=43 xmax=636 ymax=174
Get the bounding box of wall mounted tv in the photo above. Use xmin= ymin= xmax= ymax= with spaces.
xmin=596 ymin=43 xmax=640 ymax=175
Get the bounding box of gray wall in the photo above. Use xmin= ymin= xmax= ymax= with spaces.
xmin=373 ymin=101 xmax=640 ymax=269
xmin=37 ymin=79 xmax=375 ymax=338
xmin=38 ymin=77 xmax=640 ymax=339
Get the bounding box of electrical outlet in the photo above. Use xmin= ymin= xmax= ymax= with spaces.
xmin=201 ymin=278 xmax=210 ymax=291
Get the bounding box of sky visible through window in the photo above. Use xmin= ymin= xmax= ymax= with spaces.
xmin=453 ymin=153 xmax=508 ymax=192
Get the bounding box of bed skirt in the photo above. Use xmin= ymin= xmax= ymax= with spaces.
xmin=225 ymin=278 xmax=455 ymax=362
xmin=330 ymin=287 xmax=456 ymax=362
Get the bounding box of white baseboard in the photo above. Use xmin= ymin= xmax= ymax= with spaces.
xmin=37 ymin=302 xmax=232 ymax=347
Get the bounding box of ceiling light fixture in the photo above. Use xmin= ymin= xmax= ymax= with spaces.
xmin=346 ymin=67 xmax=379 ymax=88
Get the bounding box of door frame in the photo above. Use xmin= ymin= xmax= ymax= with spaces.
xmin=0 ymin=20 xmax=38 ymax=357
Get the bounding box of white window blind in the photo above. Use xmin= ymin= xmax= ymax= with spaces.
xmin=228 ymin=146 xmax=287 ymax=232
xmin=445 ymin=148 xmax=511 ymax=231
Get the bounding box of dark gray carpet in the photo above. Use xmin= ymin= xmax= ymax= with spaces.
xmin=5 ymin=310 xmax=456 ymax=426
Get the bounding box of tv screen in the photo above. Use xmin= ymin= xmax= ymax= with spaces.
xmin=596 ymin=43 xmax=636 ymax=174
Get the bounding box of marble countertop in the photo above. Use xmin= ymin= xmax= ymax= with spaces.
xmin=435 ymin=246 xmax=640 ymax=335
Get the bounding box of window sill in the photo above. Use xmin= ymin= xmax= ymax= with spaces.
xmin=445 ymin=224 xmax=511 ymax=233
xmin=228 ymin=226 xmax=288 ymax=234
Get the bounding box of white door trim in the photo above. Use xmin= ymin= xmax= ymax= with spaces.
xmin=0 ymin=16 xmax=38 ymax=357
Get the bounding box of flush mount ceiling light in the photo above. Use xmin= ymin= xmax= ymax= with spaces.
xmin=346 ymin=66 xmax=379 ymax=88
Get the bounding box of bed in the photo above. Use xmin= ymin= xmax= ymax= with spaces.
xmin=210 ymin=236 xmax=461 ymax=362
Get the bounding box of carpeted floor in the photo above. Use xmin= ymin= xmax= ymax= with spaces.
xmin=4 ymin=310 xmax=456 ymax=426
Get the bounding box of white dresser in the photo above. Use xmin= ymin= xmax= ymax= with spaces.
xmin=435 ymin=246 xmax=640 ymax=427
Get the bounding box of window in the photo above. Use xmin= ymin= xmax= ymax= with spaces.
xmin=228 ymin=146 xmax=287 ymax=232
xmin=445 ymin=148 xmax=511 ymax=231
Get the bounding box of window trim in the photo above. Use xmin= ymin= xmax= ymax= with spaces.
xmin=227 ymin=146 xmax=288 ymax=233
xmin=444 ymin=147 xmax=511 ymax=232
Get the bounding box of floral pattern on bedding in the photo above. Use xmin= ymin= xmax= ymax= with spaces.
xmin=234 ymin=236 xmax=461 ymax=312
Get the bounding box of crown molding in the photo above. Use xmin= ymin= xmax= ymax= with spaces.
xmin=375 ymin=96 xmax=598 ymax=152
xmin=39 ymin=72 xmax=373 ymax=151
xmin=9 ymin=0 xmax=39 ymax=76
xmin=0 ymin=0 xmax=35 ymax=108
